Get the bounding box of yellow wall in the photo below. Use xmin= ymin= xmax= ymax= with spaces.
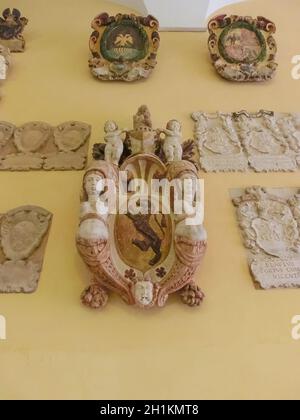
xmin=0 ymin=0 xmax=300 ymax=400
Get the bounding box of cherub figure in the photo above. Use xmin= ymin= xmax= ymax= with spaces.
xmin=161 ymin=120 xmax=183 ymax=162
xmin=104 ymin=121 xmax=125 ymax=166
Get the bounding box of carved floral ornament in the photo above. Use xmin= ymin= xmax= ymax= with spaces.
xmin=232 ymin=187 xmax=300 ymax=290
xmin=89 ymin=13 xmax=160 ymax=82
xmin=208 ymin=15 xmax=277 ymax=82
xmin=76 ymin=106 xmax=207 ymax=310
xmin=0 ymin=206 xmax=52 ymax=293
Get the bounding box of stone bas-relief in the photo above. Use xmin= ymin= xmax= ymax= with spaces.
xmin=76 ymin=106 xmax=207 ymax=310
xmin=232 ymin=187 xmax=300 ymax=290
xmin=192 ymin=111 xmax=300 ymax=173
xmin=0 ymin=206 xmax=52 ymax=293
xmin=208 ymin=15 xmax=277 ymax=82
xmin=192 ymin=111 xmax=248 ymax=172
xmin=89 ymin=13 xmax=160 ymax=82
xmin=0 ymin=8 xmax=28 ymax=52
xmin=0 ymin=121 xmax=91 ymax=171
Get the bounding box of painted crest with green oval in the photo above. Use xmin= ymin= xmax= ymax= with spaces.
xmin=100 ymin=19 xmax=149 ymax=62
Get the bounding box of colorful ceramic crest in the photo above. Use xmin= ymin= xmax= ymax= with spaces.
xmin=89 ymin=13 xmax=160 ymax=82
xmin=208 ymin=15 xmax=277 ymax=82
xmin=0 ymin=8 xmax=28 ymax=52
xmin=76 ymin=107 xmax=207 ymax=310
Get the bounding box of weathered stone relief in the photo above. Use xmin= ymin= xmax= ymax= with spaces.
xmin=0 ymin=206 xmax=52 ymax=293
xmin=192 ymin=111 xmax=247 ymax=172
xmin=0 ymin=121 xmax=91 ymax=171
xmin=232 ymin=187 xmax=300 ymax=289
xmin=192 ymin=111 xmax=300 ymax=172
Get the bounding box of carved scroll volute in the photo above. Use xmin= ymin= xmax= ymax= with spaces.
xmin=175 ymin=236 xmax=207 ymax=268
xmin=154 ymin=159 xmax=208 ymax=303
xmin=76 ymin=238 xmax=109 ymax=269
xmin=77 ymin=160 xmax=135 ymax=308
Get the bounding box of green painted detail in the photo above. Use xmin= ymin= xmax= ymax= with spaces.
xmin=100 ymin=19 xmax=149 ymax=63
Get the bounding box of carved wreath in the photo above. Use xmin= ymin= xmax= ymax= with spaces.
xmin=208 ymin=15 xmax=277 ymax=82
xmin=89 ymin=13 xmax=160 ymax=81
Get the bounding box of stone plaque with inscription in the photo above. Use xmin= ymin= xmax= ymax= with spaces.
xmin=232 ymin=187 xmax=300 ymax=289
xmin=192 ymin=110 xmax=300 ymax=173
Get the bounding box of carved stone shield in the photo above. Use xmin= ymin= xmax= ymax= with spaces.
xmin=54 ymin=121 xmax=91 ymax=152
xmin=114 ymin=154 xmax=172 ymax=273
xmin=14 ymin=122 xmax=52 ymax=153
xmin=115 ymin=212 xmax=173 ymax=273
xmin=252 ymin=217 xmax=299 ymax=258
xmin=0 ymin=121 xmax=15 ymax=148
xmin=0 ymin=206 xmax=52 ymax=261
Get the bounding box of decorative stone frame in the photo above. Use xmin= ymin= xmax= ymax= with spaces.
xmin=89 ymin=13 xmax=160 ymax=82
xmin=208 ymin=15 xmax=278 ymax=82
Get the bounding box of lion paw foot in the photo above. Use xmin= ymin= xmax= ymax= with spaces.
xmin=181 ymin=284 xmax=205 ymax=307
xmin=81 ymin=284 xmax=108 ymax=309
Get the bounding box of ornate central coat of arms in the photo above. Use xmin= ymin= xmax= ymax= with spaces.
xmin=76 ymin=107 xmax=207 ymax=310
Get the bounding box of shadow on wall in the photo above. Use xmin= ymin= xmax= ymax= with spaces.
xmin=109 ymin=0 xmax=246 ymax=31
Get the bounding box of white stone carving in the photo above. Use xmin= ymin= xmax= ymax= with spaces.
xmin=104 ymin=121 xmax=124 ymax=166
xmin=232 ymin=187 xmax=300 ymax=289
xmin=192 ymin=111 xmax=247 ymax=172
xmin=0 ymin=206 xmax=52 ymax=293
xmin=192 ymin=111 xmax=300 ymax=172
xmin=1 ymin=206 xmax=52 ymax=261
xmin=161 ymin=120 xmax=183 ymax=162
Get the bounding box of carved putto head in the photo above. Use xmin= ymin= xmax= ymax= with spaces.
xmin=104 ymin=120 xmax=118 ymax=133
xmin=134 ymin=280 xmax=154 ymax=307
xmin=166 ymin=119 xmax=182 ymax=134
